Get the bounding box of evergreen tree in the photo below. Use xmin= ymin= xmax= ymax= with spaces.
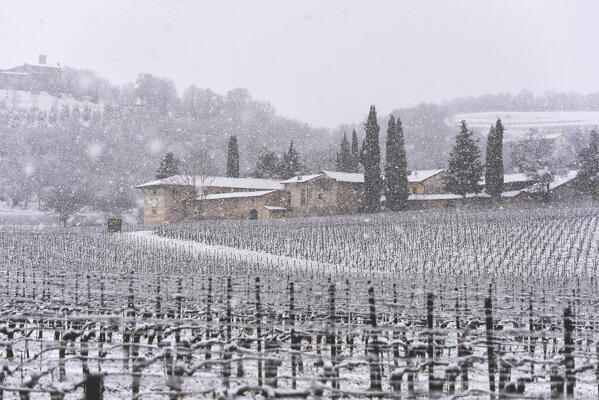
xmin=335 ymin=132 xmax=352 ymax=172
xmin=254 ymin=148 xmax=279 ymax=178
xmin=360 ymin=105 xmax=382 ymax=212
xmin=385 ymin=115 xmax=409 ymax=210
xmin=279 ymin=141 xmax=302 ymax=179
xmin=484 ymin=118 xmax=504 ymax=197
xmin=577 ymin=130 xmax=599 ymax=196
xmin=443 ymin=120 xmax=483 ymax=197
xmin=156 ymin=152 xmax=179 ymax=179
xmin=226 ymin=136 xmax=240 ymax=177
xmin=350 ymin=129 xmax=360 ymax=172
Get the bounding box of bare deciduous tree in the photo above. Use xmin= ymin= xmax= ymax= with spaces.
xmin=174 ymin=148 xmax=217 ymax=220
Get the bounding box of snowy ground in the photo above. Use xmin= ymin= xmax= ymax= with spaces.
xmin=0 ymin=89 xmax=103 ymax=112
xmin=121 ymin=230 xmax=376 ymax=276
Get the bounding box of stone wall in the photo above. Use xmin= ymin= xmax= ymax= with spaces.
xmin=199 ymin=191 xmax=289 ymax=220
xmin=284 ymin=177 xmax=364 ymax=216
xmin=142 ymin=186 xmax=193 ymax=225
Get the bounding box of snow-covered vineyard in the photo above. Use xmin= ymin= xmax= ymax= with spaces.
xmin=0 ymin=205 xmax=598 ymax=398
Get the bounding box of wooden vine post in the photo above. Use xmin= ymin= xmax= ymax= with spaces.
xmin=255 ymin=277 xmax=263 ymax=386
xmin=367 ymin=285 xmax=382 ymax=391
xmin=485 ymin=297 xmax=496 ymax=400
xmin=563 ymin=306 xmax=575 ymax=396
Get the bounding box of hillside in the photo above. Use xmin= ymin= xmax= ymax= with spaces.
xmin=450 ymin=111 xmax=599 ymax=141
xmin=0 ymin=89 xmax=104 ymax=112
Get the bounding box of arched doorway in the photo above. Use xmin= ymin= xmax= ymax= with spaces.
xmin=249 ymin=209 xmax=258 ymax=220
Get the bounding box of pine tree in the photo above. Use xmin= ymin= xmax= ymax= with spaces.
xmin=279 ymin=141 xmax=302 ymax=179
xmin=484 ymin=118 xmax=504 ymax=197
xmin=577 ymin=130 xmax=599 ymax=196
xmin=226 ymin=136 xmax=240 ymax=177
xmin=254 ymin=148 xmax=279 ymax=178
xmin=156 ymin=152 xmax=179 ymax=179
xmin=335 ymin=132 xmax=352 ymax=172
xmin=350 ymin=129 xmax=360 ymax=172
xmin=443 ymin=121 xmax=483 ymax=197
xmin=385 ymin=115 xmax=409 ymax=210
xmin=360 ymin=105 xmax=382 ymax=212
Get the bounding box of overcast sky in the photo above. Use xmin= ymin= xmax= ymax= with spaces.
xmin=1 ymin=0 xmax=598 ymax=128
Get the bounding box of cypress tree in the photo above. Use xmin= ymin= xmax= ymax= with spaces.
xmin=226 ymin=136 xmax=240 ymax=177
xmin=156 ymin=152 xmax=179 ymax=179
xmin=360 ymin=105 xmax=382 ymax=212
xmin=350 ymin=129 xmax=360 ymax=172
xmin=385 ymin=115 xmax=409 ymax=210
xmin=577 ymin=130 xmax=599 ymax=196
xmin=443 ymin=120 xmax=483 ymax=197
xmin=484 ymin=119 xmax=504 ymax=197
xmin=335 ymin=132 xmax=352 ymax=172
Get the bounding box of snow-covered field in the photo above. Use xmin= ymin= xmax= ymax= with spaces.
xmin=0 ymin=89 xmax=103 ymax=112
xmin=449 ymin=111 xmax=599 ymax=140
xmin=1 ymin=204 xmax=599 ymax=398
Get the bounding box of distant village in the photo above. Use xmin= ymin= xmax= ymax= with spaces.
xmin=137 ymin=107 xmax=599 ymax=225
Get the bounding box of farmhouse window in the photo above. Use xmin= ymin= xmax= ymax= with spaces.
xmin=301 ymin=189 xmax=306 ymax=205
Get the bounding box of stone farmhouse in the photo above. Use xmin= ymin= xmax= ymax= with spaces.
xmin=136 ymin=169 xmax=449 ymax=224
xmin=136 ymin=176 xmax=284 ymax=225
xmin=136 ymin=168 xmax=588 ymax=225
xmin=407 ymin=169 xmax=445 ymax=194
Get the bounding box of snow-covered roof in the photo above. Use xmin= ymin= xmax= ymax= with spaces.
xmin=504 ymin=173 xmax=531 ymax=183
xmin=408 ymin=169 xmax=444 ymax=183
xmin=407 ymin=193 xmax=491 ymax=201
xmin=136 ymin=175 xmax=283 ymax=190
xmin=202 ymin=190 xmax=276 ymax=201
xmin=22 ymin=63 xmax=63 ymax=70
xmin=264 ymin=205 xmax=287 ymax=211
xmin=321 ymin=170 xmax=364 ymax=183
xmin=550 ymin=170 xmax=578 ymax=189
xmin=480 ymin=173 xmax=532 ymax=185
xmin=527 ymin=170 xmax=578 ymax=193
xmin=283 ymin=169 xmax=445 ymax=185
xmin=281 ymin=174 xmax=322 ymax=184
xmin=542 ymin=133 xmax=563 ymax=140
xmin=501 ymin=189 xmax=527 ymax=198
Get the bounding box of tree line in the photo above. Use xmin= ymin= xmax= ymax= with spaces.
xmin=328 ymin=106 xmax=598 ymax=211
xmin=158 ymin=104 xmax=599 ymax=214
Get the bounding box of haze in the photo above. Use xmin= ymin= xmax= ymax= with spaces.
xmin=1 ymin=0 xmax=598 ymax=128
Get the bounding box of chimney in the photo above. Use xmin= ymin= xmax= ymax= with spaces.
xmin=297 ymin=173 xmax=303 ymax=181
xmin=38 ymin=54 xmax=46 ymax=65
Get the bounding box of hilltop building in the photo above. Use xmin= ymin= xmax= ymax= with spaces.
xmin=0 ymin=55 xmax=63 ymax=92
